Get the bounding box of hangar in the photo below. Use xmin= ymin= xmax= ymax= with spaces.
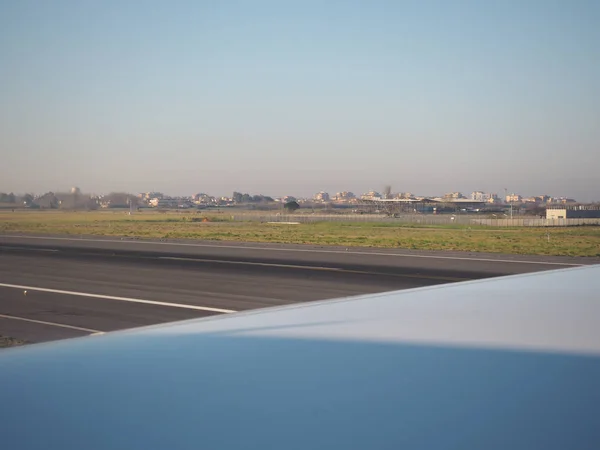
xmin=546 ymin=206 xmax=600 ymax=219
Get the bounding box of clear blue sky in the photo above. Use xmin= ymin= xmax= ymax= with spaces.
xmin=1 ymin=0 xmax=598 ymax=200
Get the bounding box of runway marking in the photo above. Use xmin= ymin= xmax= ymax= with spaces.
xmin=0 ymin=283 xmax=236 ymax=314
xmin=158 ymin=256 xmax=467 ymax=282
xmin=0 ymin=235 xmax=584 ymax=266
xmin=0 ymin=246 xmax=59 ymax=252
xmin=158 ymin=256 xmax=342 ymax=271
xmin=0 ymin=313 xmax=103 ymax=334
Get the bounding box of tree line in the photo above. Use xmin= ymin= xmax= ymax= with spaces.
xmin=0 ymin=192 xmax=34 ymax=205
xmin=232 ymin=192 xmax=274 ymax=204
xmin=0 ymin=192 xmax=17 ymax=203
xmin=0 ymin=191 xmax=135 ymax=210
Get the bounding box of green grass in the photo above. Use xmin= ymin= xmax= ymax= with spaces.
xmin=1 ymin=210 xmax=599 ymax=257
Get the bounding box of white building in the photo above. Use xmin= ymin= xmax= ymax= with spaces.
xmin=314 ymin=192 xmax=330 ymax=202
xmin=505 ymin=194 xmax=522 ymax=203
xmin=333 ymin=192 xmax=355 ymax=201
xmin=361 ymin=190 xmax=381 ymax=200
xmin=471 ymin=191 xmax=498 ymax=202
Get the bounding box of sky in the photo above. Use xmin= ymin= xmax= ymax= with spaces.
xmin=1 ymin=0 xmax=599 ymax=201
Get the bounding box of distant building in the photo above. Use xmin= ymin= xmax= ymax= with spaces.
xmin=560 ymin=198 xmax=577 ymax=204
xmin=505 ymin=194 xmax=522 ymax=203
xmin=522 ymin=197 xmax=539 ymax=203
xmin=361 ymin=190 xmax=381 ymax=200
xmin=444 ymin=192 xmax=465 ymax=200
xmin=395 ymin=192 xmax=414 ymax=199
xmin=142 ymin=192 xmax=163 ymax=201
xmin=537 ymin=195 xmax=551 ymax=203
xmin=545 ymin=197 xmax=577 ymax=205
xmin=148 ymin=197 xmax=162 ymax=207
xmin=193 ymin=193 xmax=216 ymax=205
xmin=471 ymin=191 xmax=497 ymax=202
xmin=149 ymin=197 xmax=184 ymax=208
xmin=471 ymin=191 xmax=485 ymax=201
xmin=333 ymin=191 xmax=356 ymax=202
xmin=547 ymin=205 xmax=600 ymax=219
xmin=313 ymin=191 xmax=330 ymax=202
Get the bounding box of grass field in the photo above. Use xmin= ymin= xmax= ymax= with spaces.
xmin=1 ymin=210 xmax=599 ymax=257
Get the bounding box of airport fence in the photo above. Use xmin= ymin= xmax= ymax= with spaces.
xmin=226 ymin=214 xmax=600 ymax=227
xmin=471 ymin=218 xmax=600 ymax=227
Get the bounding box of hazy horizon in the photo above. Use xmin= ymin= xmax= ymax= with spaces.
xmin=1 ymin=1 xmax=599 ymax=202
xmin=0 ymin=183 xmax=594 ymax=202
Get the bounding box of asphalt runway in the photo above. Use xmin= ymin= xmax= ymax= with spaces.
xmin=1 ymin=234 xmax=596 ymax=345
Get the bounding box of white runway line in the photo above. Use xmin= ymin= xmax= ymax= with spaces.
xmin=0 ymin=235 xmax=583 ymax=266
xmin=158 ymin=256 xmax=343 ymax=271
xmin=0 ymin=313 xmax=103 ymax=334
xmin=0 ymin=282 xmax=236 ymax=314
xmin=158 ymin=256 xmax=467 ymax=281
xmin=0 ymin=246 xmax=59 ymax=252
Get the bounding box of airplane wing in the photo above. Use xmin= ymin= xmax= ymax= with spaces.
xmin=1 ymin=265 xmax=599 ymax=449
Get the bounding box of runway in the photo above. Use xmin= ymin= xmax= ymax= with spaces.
xmin=1 ymin=235 xmax=596 ymax=345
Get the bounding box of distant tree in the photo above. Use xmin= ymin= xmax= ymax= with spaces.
xmin=383 ymin=185 xmax=392 ymax=199
xmin=22 ymin=193 xmax=34 ymax=206
xmin=241 ymin=193 xmax=252 ymax=203
xmin=251 ymin=194 xmax=273 ymax=203
xmin=284 ymin=201 xmax=300 ymax=213
xmin=35 ymin=192 xmax=59 ymax=209
xmin=7 ymin=192 xmax=16 ymax=203
xmin=83 ymin=196 xmax=100 ymax=210
xmin=56 ymin=192 xmax=76 ymax=209
xmin=104 ymin=192 xmax=135 ymax=208
xmin=232 ymin=192 xmax=243 ymax=203
xmin=525 ymin=204 xmax=546 ymax=217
